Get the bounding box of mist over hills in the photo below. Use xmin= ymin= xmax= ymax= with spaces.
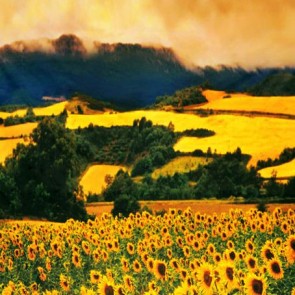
xmin=0 ymin=34 xmax=294 ymax=108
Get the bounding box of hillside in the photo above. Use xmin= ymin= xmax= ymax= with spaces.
xmin=249 ymin=72 xmax=295 ymax=96
xmin=1 ymin=34 xmax=294 ymax=108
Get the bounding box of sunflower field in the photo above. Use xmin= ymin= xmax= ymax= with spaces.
xmin=0 ymin=207 xmax=295 ymax=294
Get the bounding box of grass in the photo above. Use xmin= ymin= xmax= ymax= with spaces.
xmin=79 ymin=164 xmax=126 ymax=196
xmin=0 ymin=122 xmax=37 ymax=138
xmin=151 ymin=156 xmax=210 ymax=179
xmin=0 ymin=138 xmax=28 ymax=164
xmin=258 ymin=158 xmax=295 ymax=179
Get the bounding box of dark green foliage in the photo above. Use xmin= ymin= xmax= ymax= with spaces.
xmin=180 ymin=128 xmax=215 ymax=138
xmin=5 ymin=118 xmax=88 ymax=221
xmin=3 ymin=107 xmax=45 ymax=126
xmin=256 ymin=202 xmax=268 ymax=212
xmin=154 ymin=86 xmax=207 ymax=108
xmin=249 ymin=72 xmax=295 ymax=96
xmin=111 ymin=194 xmax=140 ymax=217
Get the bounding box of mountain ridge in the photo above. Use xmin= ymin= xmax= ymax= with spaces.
xmin=0 ymin=34 xmax=294 ymax=108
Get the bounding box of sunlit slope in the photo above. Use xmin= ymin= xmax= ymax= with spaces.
xmin=258 ymin=159 xmax=295 ymax=179
xmin=0 ymin=122 xmax=37 ymax=138
xmin=152 ymin=156 xmax=209 ymax=179
xmin=0 ymin=138 xmax=27 ymax=163
xmin=0 ymin=101 xmax=68 ymax=119
xmin=67 ymin=111 xmax=295 ymax=166
xmin=196 ymin=91 xmax=295 ymax=116
xmin=80 ymin=164 xmax=126 ymax=196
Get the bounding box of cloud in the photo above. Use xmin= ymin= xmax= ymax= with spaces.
xmin=0 ymin=0 xmax=295 ymax=68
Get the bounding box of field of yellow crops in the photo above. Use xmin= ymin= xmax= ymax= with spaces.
xmin=0 ymin=101 xmax=68 ymax=119
xmin=79 ymin=164 xmax=126 ymax=196
xmin=0 ymin=207 xmax=295 ymax=294
xmin=0 ymin=138 xmax=28 ymax=164
xmin=258 ymin=159 xmax=295 ymax=179
xmin=0 ymin=122 xmax=38 ymax=139
xmin=151 ymin=156 xmax=210 ymax=179
xmin=66 ymin=111 xmax=295 ymax=166
xmin=199 ymin=90 xmax=295 ymax=116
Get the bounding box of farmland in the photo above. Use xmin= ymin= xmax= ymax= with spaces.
xmin=79 ymin=164 xmax=127 ymax=196
xmin=258 ymin=159 xmax=295 ymax=179
xmin=151 ymin=156 xmax=210 ymax=179
xmin=1 ymin=207 xmax=295 ymax=294
xmin=198 ymin=90 xmax=295 ymax=116
xmin=0 ymin=138 xmax=27 ymax=164
xmin=0 ymin=122 xmax=37 ymax=139
xmin=66 ymin=111 xmax=295 ymax=166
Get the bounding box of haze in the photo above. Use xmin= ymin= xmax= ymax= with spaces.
xmin=1 ymin=0 xmax=295 ymax=68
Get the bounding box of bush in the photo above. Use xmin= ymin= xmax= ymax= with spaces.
xmin=111 ymin=194 xmax=140 ymax=217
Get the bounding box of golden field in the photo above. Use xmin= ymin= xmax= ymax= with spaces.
xmin=258 ymin=159 xmax=295 ymax=179
xmin=79 ymin=164 xmax=126 ymax=196
xmin=151 ymin=156 xmax=210 ymax=179
xmin=1 ymin=207 xmax=295 ymax=294
xmin=0 ymin=101 xmax=68 ymax=119
xmin=66 ymin=111 xmax=295 ymax=166
xmin=195 ymin=90 xmax=295 ymax=116
xmin=0 ymin=122 xmax=37 ymax=138
xmin=0 ymin=138 xmax=27 ymax=164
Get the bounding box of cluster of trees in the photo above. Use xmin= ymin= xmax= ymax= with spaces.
xmin=153 ymin=86 xmax=207 ymax=108
xmin=0 ymin=118 xmax=87 ymax=221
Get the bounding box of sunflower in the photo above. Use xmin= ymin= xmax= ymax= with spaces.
xmin=213 ymin=252 xmax=222 ymax=264
xmin=281 ymin=221 xmax=290 ymax=234
xmin=82 ymin=241 xmax=91 ymax=255
xmin=170 ymin=258 xmax=180 ymax=270
xmin=245 ymin=273 xmax=267 ymax=295
xmin=98 ymin=276 xmax=115 ymax=295
xmin=285 ymin=234 xmax=295 ymax=264
xmin=72 ymin=252 xmax=82 ymax=268
xmin=196 ymin=262 xmax=215 ymax=295
xmin=147 ymin=258 xmax=155 ymax=272
xmin=126 ymin=243 xmax=135 ymax=255
xmin=90 ymin=270 xmax=101 ymax=284
xmin=267 ymin=258 xmax=284 ymax=280
xmin=121 ymin=257 xmax=129 ymax=272
xmin=219 ymin=261 xmax=239 ymax=292
xmin=291 ymin=287 xmax=295 ymax=295
xmin=261 ymin=245 xmax=274 ymax=261
xmin=123 ymin=275 xmax=134 ymax=292
xmin=60 ymin=274 xmax=70 ymax=292
xmin=132 ymin=259 xmax=142 ymax=273
xmin=153 ymin=260 xmax=167 ymax=280
xmin=245 ymin=255 xmax=258 ymax=272
xmin=183 ymin=246 xmax=190 ymax=258
xmin=246 ymin=239 xmax=255 ymax=253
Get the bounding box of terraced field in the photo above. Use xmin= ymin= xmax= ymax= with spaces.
xmin=0 ymin=138 xmax=28 ymax=164
xmin=0 ymin=122 xmax=37 ymax=138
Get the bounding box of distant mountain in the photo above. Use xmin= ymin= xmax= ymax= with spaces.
xmin=249 ymin=72 xmax=295 ymax=96
xmin=0 ymin=34 xmax=294 ymax=108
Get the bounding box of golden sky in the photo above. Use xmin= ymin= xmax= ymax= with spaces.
xmin=1 ymin=0 xmax=295 ymax=68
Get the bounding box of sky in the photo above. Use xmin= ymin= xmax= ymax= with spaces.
xmin=1 ymin=0 xmax=295 ymax=68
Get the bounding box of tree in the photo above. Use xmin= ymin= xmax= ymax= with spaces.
xmin=6 ymin=118 xmax=87 ymax=221
xmin=111 ymin=194 xmax=140 ymax=217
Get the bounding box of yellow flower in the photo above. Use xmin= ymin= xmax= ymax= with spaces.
xmin=196 ymin=262 xmax=215 ymax=295
xmin=60 ymin=274 xmax=71 ymax=292
xmin=90 ymin=270 xmax=101 ymax=284
xmin=153 ymin=260 xmax=167 ymax=280
xmin=267 ymin=258 xmax=284 ymax=280
xmin=285 ymin=234 xmax=295 ymax=264
xmin=245 ymin=273 xmax=267 ymax=295
xmin=98 ymin=276 xmax=115 ymax=295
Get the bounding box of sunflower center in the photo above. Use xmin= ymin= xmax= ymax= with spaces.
xmin=271 ymin=262 xmax=281 ymax=274
xmin=252 ymin=279 xmax=263 ymax=294
xmin=229 ymin=251 xmax=236 ymax=260
xmin=291 ymin=239 xmax=295 ymax=251
xmin=249 ymin=258 xmax=256 ymax=268
xmin=204 ymin=270 xmax=212 ymax=287
xmin=265 ymin=249 xmax=274 ymax=260
xmin=105 ymin=285 xmax=114 ymax=295
xmin=226 ymin=267 xmax=234 ymax=281
xmin=158 ymin=263 xmax=166 ymax=276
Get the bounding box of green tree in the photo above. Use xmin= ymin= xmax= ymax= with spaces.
xmin=6 ymin=118 xmax=87 ymax=221
xmin=111 ymin=194 xmax=140 ymax=217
